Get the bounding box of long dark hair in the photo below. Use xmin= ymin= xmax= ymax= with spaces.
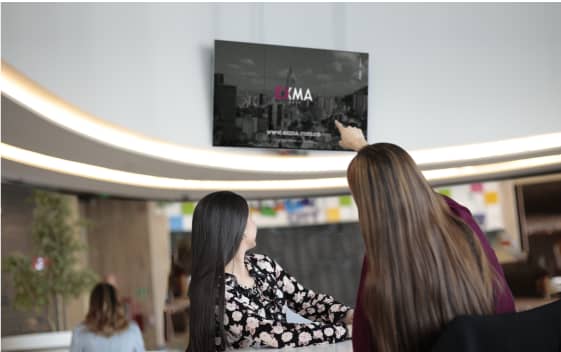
xmin=347 ymin=143 xmax=497 ymax=352
xmin=187 ymin=191 xmax=249 ymax=352
xmin=84 ymin=283 xmax=129 ymax=337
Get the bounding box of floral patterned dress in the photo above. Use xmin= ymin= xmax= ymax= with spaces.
xmin=217 ymin=253 xmax=351 ymax=349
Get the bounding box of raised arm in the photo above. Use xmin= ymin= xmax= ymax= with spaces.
xmin=273 ymin=259 xmax=353 ymax=325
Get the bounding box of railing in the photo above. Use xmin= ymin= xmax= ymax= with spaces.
xmin=2 ymin=331 xmax=71 ymax=352
xmin=1 ymin=331 xmax=183 ymax=352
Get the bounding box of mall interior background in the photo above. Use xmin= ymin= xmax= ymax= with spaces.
xmin=2 ymin=3 xmax=561 ymax=351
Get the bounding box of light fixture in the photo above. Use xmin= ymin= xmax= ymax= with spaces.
xmin=0 ymin=143 xmax=348 ymax=191
xmin=424 ymin=154 xmax=561 ymax=181
xmin=2 ymin=61 xmax=561 ymax=174
xmin=2 ymin=143 xmax=560 ymax=192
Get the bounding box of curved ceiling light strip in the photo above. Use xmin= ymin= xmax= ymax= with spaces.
xmin=0 ymin=143 xmax=347 ymax=191
xmin=2 ymin=61 xmax=561 ymax=174
xmin=424 ymin=154 xmax=561 ymax=181
xmin=3 ymin=143 xmax=560 ymax=192
xmin=1 ymin=62 xmax=350 ymax=174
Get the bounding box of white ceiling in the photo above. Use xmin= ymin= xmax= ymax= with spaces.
xmin=3 ymin=3 xmax=561 ymax=150
xmin=3 ymin=94 xmax=561 ymax=201
xmin=1 ymin=95 xmax=351 ymax=200
xmin=2 ymin=3 xmax=561 ymax=200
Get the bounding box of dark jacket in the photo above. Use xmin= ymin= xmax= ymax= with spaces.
xmin=431 ymin=299 xmax=561 ymax=352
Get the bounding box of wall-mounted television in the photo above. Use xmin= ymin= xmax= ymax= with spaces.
xmin=213 ymin=40 xmax=369 ymax=151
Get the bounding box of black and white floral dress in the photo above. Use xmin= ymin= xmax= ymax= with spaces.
xmin=217 ymin=253 xmax=351 ymax=349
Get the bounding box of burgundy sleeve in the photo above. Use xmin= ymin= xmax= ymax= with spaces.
xmin=442 ymin=195 xmax=516 ymax=314
xmin=352 ymin=256 xmax=374 ymax=352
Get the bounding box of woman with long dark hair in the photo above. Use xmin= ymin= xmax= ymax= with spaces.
xmin=334 ymin=121 xmax=515 ymax=352
xmin=187 ymin=191 xmax=353 ymax=351
xmin=70 ymin=283 xmax=145 ymax=352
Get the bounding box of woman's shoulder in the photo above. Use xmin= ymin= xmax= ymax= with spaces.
xmin=72 ymin=323 xmax=87 ymax=335
xmin=441 ymin=194 xmax=471 ymax=216
xmin=126 ymin=321 xmax=141 ymax=334
xmin=246 ymin=253 xmax=277 ymax=273
xmin=113 ymin=321 xmax=142 ymax=339
xmin=73 ymin=321 xmax=139 ymax=337
xmin=247 ymin=252 xmax=273 ymax=264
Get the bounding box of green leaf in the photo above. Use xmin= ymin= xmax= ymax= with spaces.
xmin=3 ymin=190 xmax=98 ymax=330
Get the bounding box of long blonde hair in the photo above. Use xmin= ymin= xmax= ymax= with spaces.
xmin=347 ymin=143 xmax=496 ymax=352
xmin=84 ymin=283 xmax=129 ymax=337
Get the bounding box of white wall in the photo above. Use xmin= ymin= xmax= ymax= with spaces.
xmin=2 ymin=3 xmax=560 ymax=151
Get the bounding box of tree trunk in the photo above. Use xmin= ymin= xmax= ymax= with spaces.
xmin=53 ymin=293 xmax=60 ymax=331
xmin=45 ymin=304 xmax=56 ymax=331
xmin=62 ymin=296 xmax=67 ymax=330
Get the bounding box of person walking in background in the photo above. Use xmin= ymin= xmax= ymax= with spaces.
xmin=70 ymin=283 xmax=145 ymax=352
xmin=334 ymin=120 xmax=515 ymax=352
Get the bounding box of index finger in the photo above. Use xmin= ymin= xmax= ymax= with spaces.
xmin=334 ymin=120 xmax=345 ymax=131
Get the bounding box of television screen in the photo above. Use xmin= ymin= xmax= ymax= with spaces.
xmin=213 ymin=40 xmax=368 ymax=151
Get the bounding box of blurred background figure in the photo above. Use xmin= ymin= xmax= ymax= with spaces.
xmin=103 ymin=273 xmax=118 ymax=289
xmin=70 ymin=283 xmax=145 ymax=352
xmin=163 ymin=237 xmax=192 ymax=344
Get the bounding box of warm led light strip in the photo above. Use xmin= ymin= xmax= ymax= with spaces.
xmin=1 ymin=63 xmax=349 ymax=174
xmin=0 ymin=143 xmax=347 ymax=191
xmin=424 ymin=154 xmax=561 ymax=181
xmin=2 ymin=62 xmax=561 ymax=173
xmin=2 ymin=143 xmax=560 ymax=191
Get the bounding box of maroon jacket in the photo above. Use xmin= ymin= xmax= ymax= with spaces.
xmin=352 ymin=196 xmax=516 ymax=351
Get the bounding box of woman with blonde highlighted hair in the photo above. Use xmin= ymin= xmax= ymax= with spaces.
xmin=334 ymin=121 xmax=515 ymax=352
xmin=70 ymin=283 xmax=145 ymax=352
